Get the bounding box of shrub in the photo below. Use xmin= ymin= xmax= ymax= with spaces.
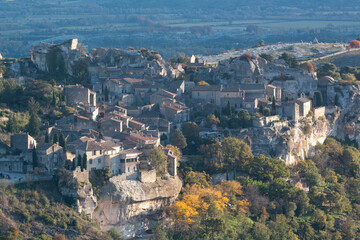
xmin=304 ymin=124 xmax=312 ymax=135
xmin=108 ymin=227 xmax=124 ymax=240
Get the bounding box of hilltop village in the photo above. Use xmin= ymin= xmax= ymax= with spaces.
xmin=1 ymin=39 xmax=355 ymax=176
xmin=1 ymin=38 xmax=360 ymax=238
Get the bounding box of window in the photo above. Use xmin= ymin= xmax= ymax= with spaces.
xmin=93 ymin=151 xmax=96 ymax=156
xmin=100 ymin=150 xmax=102 ymax=154
xmin=98 ymin=159 xmax=101 ymax=163
xmin=128 ymin=167 xmax=130 ymax=172
xmin=89 ymin=159 xmax=93 ymax=164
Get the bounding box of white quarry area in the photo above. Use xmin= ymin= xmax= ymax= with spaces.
xmin=197 ymin=42 xmax=347 ymax=65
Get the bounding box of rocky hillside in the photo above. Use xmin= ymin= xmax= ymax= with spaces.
xmin=0 ymin=180 xmax=112 ymax=240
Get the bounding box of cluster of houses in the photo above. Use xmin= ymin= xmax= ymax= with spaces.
xmin=0 ymin=39 xmax=340 ymax=180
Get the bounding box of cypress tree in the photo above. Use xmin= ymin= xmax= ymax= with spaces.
xmin=72 ymin=158 xmax=76 ymax=170
xmin=77 ymin=154 xmax=82 ymax=171
xmin=105 ymin=86 xmax=109 ymax=102
xmin=32 ymin=147 xmax=38 ymax=168
xmin=52 ymin=90 xmax=56 ymax=107
xmin=53 ymin=133 xmax=59 ymax=144
xmin=59 ymin=134 xmax=67 ymax=151
xmin=27 ymin=113 xmax=41 ymax=138
xmin=271 ymin=96 xmax=276 ymax=115
xmin=45 ymin=131 xmax=51 ymax=143
xmin=82 ymin=153 xmax=87 ymax=170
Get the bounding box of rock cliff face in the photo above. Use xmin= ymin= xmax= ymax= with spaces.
xmin=237 ymin=116 xmax=336 ymax=165
xmin=93 ymin=176 xmax=182 ymax=239
xmin=333 ymin=90 xmax=360 ymax=146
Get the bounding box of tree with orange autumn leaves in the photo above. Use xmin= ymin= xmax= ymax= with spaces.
xmin=168 ymin=180 xmax=250 ymax=229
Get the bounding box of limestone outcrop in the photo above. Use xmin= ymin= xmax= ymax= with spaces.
xmin=237 ymin=115 xmax=337 ymax=165
xmin=332 ymin=89 xmax=360 ymax=147
xmin=56 ymin=168 xmax=97 ymax=218
xmin=30 ymin=39 xmax=86 ymax=75
xmin=93 ymin=175 xmax=182 ymax=239
xmin=212 ymin=57 xmax=318 ymax=99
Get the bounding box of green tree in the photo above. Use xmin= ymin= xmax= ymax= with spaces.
xmin=151 ymin=223 xmax=168 ymax=240
xmin=170 ymin=129 xmax=187 ymax=149
xmin=252 ymin=222 xmax=271 ymax=240
xmin=149 ymin=147 xmax=167 ymax=177
xmin=271 ymin=96 xmax=276 ymax=115
xmin=223 ymin=101 xmax=232 ymax=116
xmin=104 ymin=86 xmax=109 ymax=102
xmin=312 ymin=209 xmax=327 ymax=231
xmin=83 ymin=153 xmax=87 ymax=170
xmin=52 ymin=90 xmax=57 ymax=107
xmin=53 ymin=133 xmax=59 ymax=144
xmin=313 ymin=91 xmax=324 ymax=107
xmin=259 ymin=40 xmax=265 ymax=46
xmin=45 ymin=131 xmax=51 ymax=143
xmin=59 ymin=134 xmax=67 ymax=151
xmin=72 ymin=158 xmax=76 ymax=170
xmin=182 ymin=121 xmax=200 ymax=140
xmin=238 ymin=109 xmax=251 ymax=127
xmin=260 ymin=53 xmax=275 ymax=62
xmin=279 ymin=53 xmax=299 ymax=68
xmin=77 ymin=154 xmax=82 ymax=170
xmin=317 ymin=63 xmax=341 ymax=80
xmin=298 ymin=222 xmax=315 ymax=240
xmin=46 ymin=47 xmax=66 ymax=79
xmin=7 ymin=114 xmax=19 ymax=133
xmin=27 ymin=113 xmax=41 ymax=138
xmin=247 ymin=154 xmax=290 ymax=181
xmin=183 ymin=171 xmax=212 ymax=188
xmin=32 ymin=147 xmax=38 ymax=168
xmin=206 ymin=114 xmax=220 ymax=128
xmin=222 ymin=137 xmax=253 ymax=171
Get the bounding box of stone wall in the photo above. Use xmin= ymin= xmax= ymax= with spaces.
xmin=313 ymin=107 xmax=326 ymax=119
xmin=138 ymin=169 xmax=156 ymax=183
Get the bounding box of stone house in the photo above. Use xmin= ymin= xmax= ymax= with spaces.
xmin=192 ymin=85 xmax=222 ymax=105
xmin=75 ymin=139 xmax=123 ymax=172
xmin=150 ymin=89 xmax=177 ymax=105
xmin=118 ymin=149 xmax=142 ymax=175
xmin=293 ymin=97 xmax=312 ymax=121
xmin=11 ymin=133 xmax=37 ymax=152
xmin=126 ymin=131 xmax=160 ymax=149
xmin=64 ymin=84 xmax=96 ymax=107
xmin=37 ymin=143 xmax=65 ymax=174
xmin=74 ymin=115 xmax=98 ymax=130
xmin=100 ymin=117 xmax=123 ymax=137
xmin=136 ymin=116 xmax=171 ymax=136
xmin=159 ymin=101 xmax=190 ymax=127
xmin=265 ymin=84 xmax=282 ymax=101
xmin=128 ymin=119 xmax=146 ymax=131
xmin=166 ymin=80 xmax=185 ymax=96
xmin=0 ymin=156 xmax=27 ymax=173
